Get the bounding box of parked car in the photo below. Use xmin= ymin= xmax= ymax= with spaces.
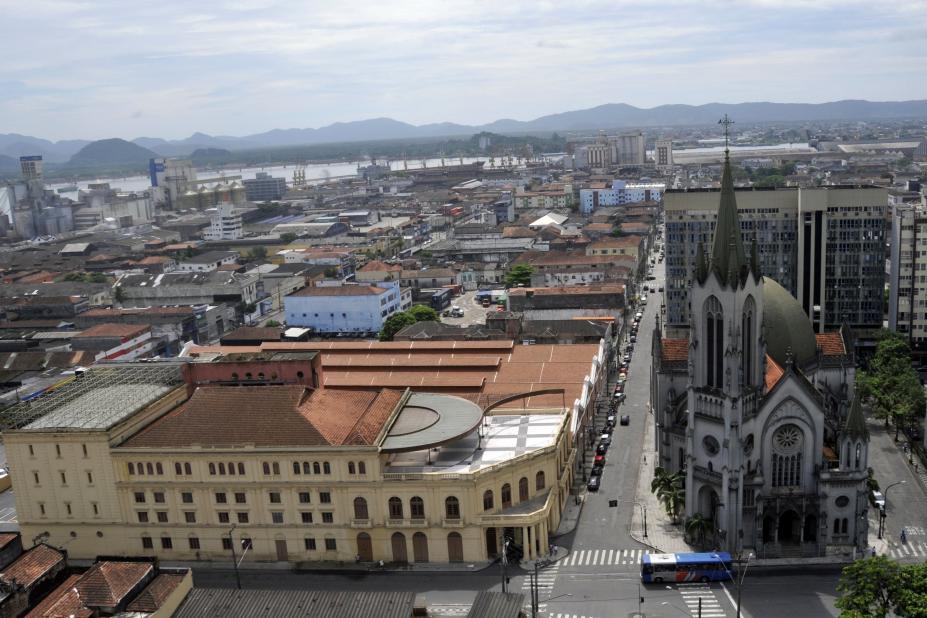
xmin=658 ymin=286 xmax=664 ymax=292
xmin=635 ymin=312 xmax=643 ymax=321
xmin=601 ymin=424 xmax=613 ymax=435
xmin=623 ymin=353 xmax=631 ymax=363
xmin=614 ymin=383 xmax=624 ymax=394
xmin=599 ymin=434 xmax=612 ymax=446
xmin=587 ymin=476 xmax=601 ymax=492
xmin=872 ymin=490 xmax=886 ymax=509
xmin=593 ymin=454 xmax=606 ymax=467
xmin=607 ymin=414 xmax=616 ymax=425
xmin=629 ymin=335 xmax=637 ymax=343
xmin=596 ymin=443 xmax=608 ymax=455
xmin=620 ymin=414 xmax=630 ymax=426
xmin=590 ymin=466 xmax=603 ymax=477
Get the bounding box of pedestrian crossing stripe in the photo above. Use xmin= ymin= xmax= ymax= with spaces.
xmin=549 ymin=614 xmax=598 ymax=618
xmin=888 ymin=542 xmax=927 ymax=558
xmin=560 ymin=548 xmax=648 ymax=566
xmin=521 ymin=564 xmax=559 ymax=591
xmin=676 ymin=583 xmax=727 ymax=617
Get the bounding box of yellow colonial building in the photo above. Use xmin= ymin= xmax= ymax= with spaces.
xmin=2 ymin=348 xmax=584 ymax=565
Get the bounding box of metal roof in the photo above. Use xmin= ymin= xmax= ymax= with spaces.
xmin=174 ymin=589 xmax=416 ymax=618
xmin=381 ymin=393 xmax=484 ymax=453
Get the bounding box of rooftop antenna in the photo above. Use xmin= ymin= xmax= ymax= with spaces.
xmin=718 ymin=114 xmax=735 ymax=154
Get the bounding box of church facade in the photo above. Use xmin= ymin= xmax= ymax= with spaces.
xmin=650 ymin=150 xmax=870 ymax=558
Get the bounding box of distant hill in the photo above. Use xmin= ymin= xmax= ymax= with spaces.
xmin=68 ymin=138 xmax=158 ymax=167
xmin=0 ymin=154 xmax=19 ymax=176
xmin=10 ymin=99 xmax=927 ymax=158
xmin=0 ymin=134 xmax=90 ymax=162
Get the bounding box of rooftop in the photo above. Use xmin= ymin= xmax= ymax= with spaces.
xmin=175 ymin=589 xmax=416 ymax=618
xmin=75 ymin=561 xmax=153 ymax=607
xmin=125 ymin=574 xmax=188 ymax=613
xmin=0 ymin=544 xmax=64 ymax=589
xmin=288 ymin=284 xmax=389 ymax=297
xmin=180 ymin=250 xmax=238 ymax=264
xmin=24 ymin=574 xmax=91 ymax=618
xmin=73 ymin=323 xmax=150 ymax=339
xmin=816 ymin=332 xmax=847 ymax=357
xmin=507 ymin=284 xmax=626 ymax=296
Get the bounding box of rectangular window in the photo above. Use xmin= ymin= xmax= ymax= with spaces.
xmin=154 ymin=492 xmax=165 ymax=504
xmin=161 ymin=537 xmax=172 ymax=550
xmin=184 ymin=511 xmax=196 ymax=523
xmin=322 ymin=512 xmax=333 ymax=524
xmin=237 ymin=512 xmax=249 ymax=524
xmin=181 ymin=492 xmax=193 ymax=504
xmin=271 ymin=511 xmax=284 ymax=524
xmin=28 ymin=445 xmax=34 ymax=457
xmin=189 ymin=537 xmax=200 ymax=550
xmin=142 ymin=537 xmax=153 ymax=549
xmin=215 ymin=492 xmax=227 ymax=504
xmin=298 ymin=492 xmax=311 ymax=504
xmin=86 ymin=471 xmax=93 ymax=484
xmin=218 ymin=512 xmax=230 ymax=523
xmin=65 ymin=502 xmax=72 ymax=516
xmin=92 ymin=503 xmax=99 ymax=516
xmin=59 ymin=471 xmax=67 ymax=485
xmin=222 ymin=537 xmax=232 ymax=550
xmin=55 ymin=444 xmax=61 ymax=458
xmin=33 ymin=472 xmax=39 ymax=485
xmin=134 ymin=492 xmax=146 ymax=504
xmin=82 ymin=444 xmax=88 ymax=458
xmin=39 ymin=503 xmax=45 ymax=516
xmin=301 ymin=512 xmax=313 ymax=524
xmin=269 ymin=492 xmax=281 ymax=504
xmin=319 ymin=492 xmax=331 ymax=504
xmin=325 ymin=538 xmax=337 ymax=551
xmin=305 ymin=538 xmax=316 ymax=551
xmin=137 ymin=512 xmax=149 ymax=523
xmin=235 ymin=492 xmax=247 ymax=504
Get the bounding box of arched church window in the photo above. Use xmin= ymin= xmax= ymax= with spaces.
xmin=704 ymin=296 xmax=724 ymax=390
xmin=702 ymin=435 xmax=720 ymax=456
xmin=743 ymin=434 xmax=754 ymax=456
xmin=741 ymin=296 xmax=755 ymax=387
xmin=855 ymin=443 xmax=862 ymax=469
xmin=771 ymin=424 xmax=803 ymax=488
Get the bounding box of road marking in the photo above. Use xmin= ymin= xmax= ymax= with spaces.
xmin=606 ymin=549 xmax=614 ymax=564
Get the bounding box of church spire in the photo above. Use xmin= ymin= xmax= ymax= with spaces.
xmin=844 ymin=391 xmax=869 ymax=440
xmin=751 ymin=235 xmax=761 ymax=282
xmin=695 ymin=242 xmax=708 ymax=284
xmin=709 ymin=115 xmax=747 ymax=288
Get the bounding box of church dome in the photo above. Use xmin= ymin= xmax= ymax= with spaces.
xmin=761 ymin=277 xmax=817 ymax=368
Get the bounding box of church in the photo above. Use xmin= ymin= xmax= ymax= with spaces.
xmin=650 ymin=145 xmax=870 ymax=558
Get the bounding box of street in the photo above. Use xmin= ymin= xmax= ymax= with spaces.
xmin=440 ymin=290 xmax=493 ymax=327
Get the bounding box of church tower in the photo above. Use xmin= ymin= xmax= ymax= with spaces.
xmin=685 ymin=116 xmax=765 ymax=552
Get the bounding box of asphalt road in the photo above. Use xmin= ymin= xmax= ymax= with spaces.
xmin=440 ymin=290 xmax=494 ymax=326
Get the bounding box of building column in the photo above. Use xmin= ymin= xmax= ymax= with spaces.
xmin=524 ymin=526 xmax=533 ymax=560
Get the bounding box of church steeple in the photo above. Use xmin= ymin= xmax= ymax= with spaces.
xmin=709 ymin=116 xmax=748 ymax=288
xmin=844 ymin=391 xmax=869 ymax=440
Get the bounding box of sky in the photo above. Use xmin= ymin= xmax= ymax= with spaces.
xmin=2 ymin=0 xmax=926 ymax=141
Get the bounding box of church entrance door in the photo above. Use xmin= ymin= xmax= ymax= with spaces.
xmin=777 ymin=510 xmax=801 ymax=544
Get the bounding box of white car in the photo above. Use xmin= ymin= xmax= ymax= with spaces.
xmin=635 ymin=312 xmax=643 ymax=321
xmin=873 ymin=490 xmax=886 ymax=509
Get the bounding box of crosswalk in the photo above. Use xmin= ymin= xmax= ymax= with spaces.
xmin=548 ymin=614 xmax=597 ymax=618
xmin=887 ymin=542 xmax=927 ymax=559
xmin=522 ymin=562 xmax=559 ymax=615
xmin=678 ymin=583 xmax=727 ymax=617
xmin=0 ymin=508 xmax=16 ymax=523
xmin=560 ymin=548 xmax=648 ymax=567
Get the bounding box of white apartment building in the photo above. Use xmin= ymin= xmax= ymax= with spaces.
xmin=654 ymin=139 xmax=674 ymax=169
xmin=889 ymin=200 xmax=927 ymax=357
xmin=579 ymin=180 xmax=665 ymax=214
xmin=203 ymin=202 xmax=243 ymax=240
xmin=284 ymin=283 xmax=402 ymax=334
xmin=664 ymin=183 xmax=887 ymax=342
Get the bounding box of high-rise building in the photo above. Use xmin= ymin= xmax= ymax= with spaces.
xmin=654 ymin=139 xmax=674 ymax=169
xmin=615 ymin=132 xmax=645 ymax=166
xmin=888 ymin=199 xmax=927 ymax=357
xmin=149 ymin=158 xmax=197 ymax=208
xmin=243 ymin=172 xmax=287 ymax=202
xmin=19 ymin=155 xmax=43 ymax=181
xmin=203 ymin=202 xmax=243 ymax=240
xmin=664 ymin=183 xmax=887 ymax=344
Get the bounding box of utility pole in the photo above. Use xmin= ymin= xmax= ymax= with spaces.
xmin=227 ymin=525 xmax=241 ymax=590
xmin=533 ymin=561 xmax=540 ymax=617
xmin=501 ymin=539 xmax=510 ymax=593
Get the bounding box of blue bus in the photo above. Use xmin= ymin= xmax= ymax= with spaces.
xmin=641 ymin=552 xmax=732 ymax=583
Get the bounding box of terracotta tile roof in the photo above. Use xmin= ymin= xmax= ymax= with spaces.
xmin=0 ymin=534 xmax=18 ymax=550
xmin=815 ymin=332 xmax=846 ymax=357
xmin=137 ymin=256 xmax=174 ymax=264
xmin=661 ymin=338 xmax=688 ymax=362
xmin=25 ymin=574 xmax=91 ymax=618
xmin=583 ymin=223 xmax=614 ymax=232
xmin=289 ymin=284 xmax=387 ymax=297
xmin=75 ymin=561 xmax=154 ymax=608
xmin=507 ymin=285 xmax=625 ymax=296
xmin=588 ymin=235 xmax=643 ymax=249
xmin=125 ymin=573 xmax=186 ymax=612
xmin=358 ymin=260 xmax=401 ymax=272
xmin=121 ymin=386 xmax=403 ymax=448
xmin=0 ymin=544 xmax=64 ymax=589
xmin=73 ymin=323 xmax=150 ymax=339
xmin=502 ymin=226 xmax=537 ymax=238
xmin=765 ymin=354 xmax=785 ymax=391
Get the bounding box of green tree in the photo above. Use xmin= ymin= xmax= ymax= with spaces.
xmin=836 ymin=556 xmax=901 ymax=618
xmin=650 ymin=466 xmax=685 ymax=524
xmin=183 ymin=246 xmax=195 ymax=259
xmin=894 ymin=561 xmax=927 ymax=617
xmin=858 ymin=330 xmax=926 ymax=439
xmin=63 ymin=272 xmax=86 ymax=282
xmin=265 ymin=319 xmax=281 ymax=327
xmin=87 ymin=272 xmax=107 ymax=283
xmin=504 ymin=264 xmax=534 ymax=287
xmin=754 ymin=174 xmax=786 ymax=188
xmin=408 ymin=305 xmax=438 ymax=322
xmin=112 ymin=285 xmax=126 ymax=306
xmin=379 ymin=312 xmax=417 ymax=341
xmin=248 ymin=246 xmax=268 ymax=261
xmin=685 ymin=513 xmax=713 ymax=549
xmin=280 ymin=232 xmax=297 ymax=244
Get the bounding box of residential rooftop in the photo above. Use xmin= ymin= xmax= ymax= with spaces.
xmin=289 ymin=284 xmax=389 ymax=297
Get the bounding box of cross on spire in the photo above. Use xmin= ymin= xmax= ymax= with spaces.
xmin=718 ymin=114 xmax=735 ymax=152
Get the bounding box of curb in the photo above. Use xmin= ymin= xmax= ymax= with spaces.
xmin=552 ymin=493 xmax=586 ymax=539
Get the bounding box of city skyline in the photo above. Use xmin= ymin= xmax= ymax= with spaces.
xmin=2 ymin=0 xmax=926 ymax=140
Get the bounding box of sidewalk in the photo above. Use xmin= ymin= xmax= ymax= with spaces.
xmin=630 ymin=408 xmax=691 ymax=553
xmin=151 ymin=557 xmax=496 ymax=575
xmin=520 ymin=544 xmax=569 ymax=571
xmin=553 ymin=491 xmax=586 ymax=537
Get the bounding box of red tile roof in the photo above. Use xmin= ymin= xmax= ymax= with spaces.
xmin=25 ymin=574 xmax=91 ymax=618
xmin=588 ymin=235 xmax=644 ymax=249
xmin=508 ymin=285 xmax=625 ymax=296
xmin=0 ymin=544 xmax=64 ymax=589
xmin=0 ymin=534 xmax=19 ymax=550
xmin=661 ymin=338 xmax=688 ymax=362
xmin=815 ymin=332 xmax=846 ymax=357
xmin=75 ymin=561 xmax=154 ymax=608
xmin=765 ymin=354 xmax=785 ymax=391
xmin=125 ymin=573 xmax=186 ymax=612
xmin=121 ymin=386 xmax=404 ymax=449
xmin=73 ymin=323 xmax=150 ymax=339
xmin=358 ymin=260 xmax=401 ymax=272
xmin=289 ymin=284 xmax=388 ymax=297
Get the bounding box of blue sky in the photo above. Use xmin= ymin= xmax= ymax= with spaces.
xmin=2 ymin=0 xmax=926 ymax=140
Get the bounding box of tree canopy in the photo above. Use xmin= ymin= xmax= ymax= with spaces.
xmin=857 ymin=330 xmax=925 ymax=439
xmin=505 ymin=264 xmax=534 ymax=287
xmin=408 ymin=305 xmax=439 ymax=322
xmin=836 ymin=556 xmax=927 ymax=617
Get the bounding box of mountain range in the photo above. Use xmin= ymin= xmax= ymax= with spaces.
xmin=3 ymin=99 xmax=927 ymax=163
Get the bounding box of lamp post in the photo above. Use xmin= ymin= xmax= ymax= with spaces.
xmin=227 ymin=524 xmax=241 ymax=590
xmin=715 ymin=552 xmax=753 ymax=618
xmin=879 ymin=480 xmax=907 ymax=540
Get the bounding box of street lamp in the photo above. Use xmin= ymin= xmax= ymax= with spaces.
xmin=879 ymin=480 xmax=907 ymax=540
xmin=227 ymin=524 xmax=242 ymax=590
xmin=715 ymin=552 xmax=753 ymax=618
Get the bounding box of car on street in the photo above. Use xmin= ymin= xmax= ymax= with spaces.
xmin=647 ymin=275 xmax=656 ymax=280
xmin=593 ymin=454 xmax=606 ymax=467
xmin=596 ymin=443 xmax=608 ymax=455
xmin=601 ymin=423 xmax=613 ymax=435
xmin=607 ymin=414 xmax=616 ymax=425
xmin=635 ymin=312 xmax=643 ymax=321
xmin=658 ymin=286 xmax=664 ymax=292
xmin=599 ymin=434 xmax=612 ymax=446
xmin=620 ymin=414 xmax=630 ymax=426
xmin=590 ymin=466 xmax=603 ymax=477
xmin=614 ymin=382 xmax=624 ymax=393
xmin=623 ymin=353 xmax=631 ymax=363
xmin=629 ymin=335 xmax=637 ymax=343
xmin=587 ymin=476 xmax=601 ymax=491
xmin=872 ymin=490 xmax=886 ymax=509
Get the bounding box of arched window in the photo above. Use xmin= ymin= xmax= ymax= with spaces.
xmin=303 ymin=462 xmax=311 ymax=474
xmin=358 ymin=462 xmax=366 ymax=474
xmin=353 ymin=497 xmax=369 ymax=520
xmin=272 ymin=462 xmax=280 ymax=475
xmin=741 ymin=296 xmax=755 ymax=387
xmin=313 ymin=462 xmax=321 ymax=474
xmin=483 ymin=490 xmax=494 ymax=511
xmin=218 ymin=463 xmax=226 ymax=475
xmin=293 ymin=462 xmax=301 ymax=474
xmin=258 ymin=373 xmax=265 ymax=381
xmin=262 ymin=462 xmax=270 ymax=475
xmin=128 ymin=463 xmax=135 ymax=475
xmin=231 ymin=372 xmax=239 ymax=382
xmin=842 ymin=518 xmax=848 ymax=534
xmin=146 ymin=462 xmax=154 ymax=475
xmin=410 ymin=497 xmax=425 ymax=520
xmin=228 ymin=462 xmax=236 ymax=476
xmin=185 ymin=462 xmax=193 ymax=475
xmin=323 ymin=462 xmax=331 ymax=475
xmin=156 ymin=463 xmax=163 ymax=475
xmin=348 ymin=462 xmax=356 ymax=475
xmin=137 ymin=462 xmax=144 ymax=475
xmin=855 ymin=443 xmax=862 ymax=469
xmin=236 ymin=463 xmax=243 ymax=475
xmin=174 ymin=462 xmax=182 ymax=475
xmin=704 ymin=296 xmax=724 ymax=389
xmin=535 ymin=471 xmax=545 ymax=491
xmin=445 ymin=496 xmax=460 ymax=519
xmin=518 ymin=477 xmax=529 ymax=501
xmin=833 ymin=518 xmax=840 ymax=534
xmin=209 ymin=463 xmax=216 ymax=475
xmin=501 ymin=483 xmax=512 ymax=508
xmin=388 ymin=497 xmax=404 ymax=519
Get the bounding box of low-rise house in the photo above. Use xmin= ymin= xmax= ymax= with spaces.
xmin=117 ymin=272 xmax=259 ymax=320
xmin=507 ymin=284 xmax=626 ymax=322
xmin=284 ymin=283 xmax=403 ymax=334
xmin=355 ymin=260 xmax=402 ymax=284
xmin=400 ymin=268 xmax=460 ymax=290
xmin=71 ymin=323 xmax=156 ymax=361
xmin=176 ymin=251 xmax=239 ymax=273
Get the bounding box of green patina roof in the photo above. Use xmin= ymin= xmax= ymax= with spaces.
xmin=761 ymin=276 xmax=818 ymax=368
xmin=844 ymin=392 xmax=869 ymax=440
xmin=709 ymin=152 xmax=748 ymax=287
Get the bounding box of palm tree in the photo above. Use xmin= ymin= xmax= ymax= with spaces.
xmin=651 ymin=467 xmax=685 ymax=524
xmin=685 ymin=513 xmax=713 ymax=549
